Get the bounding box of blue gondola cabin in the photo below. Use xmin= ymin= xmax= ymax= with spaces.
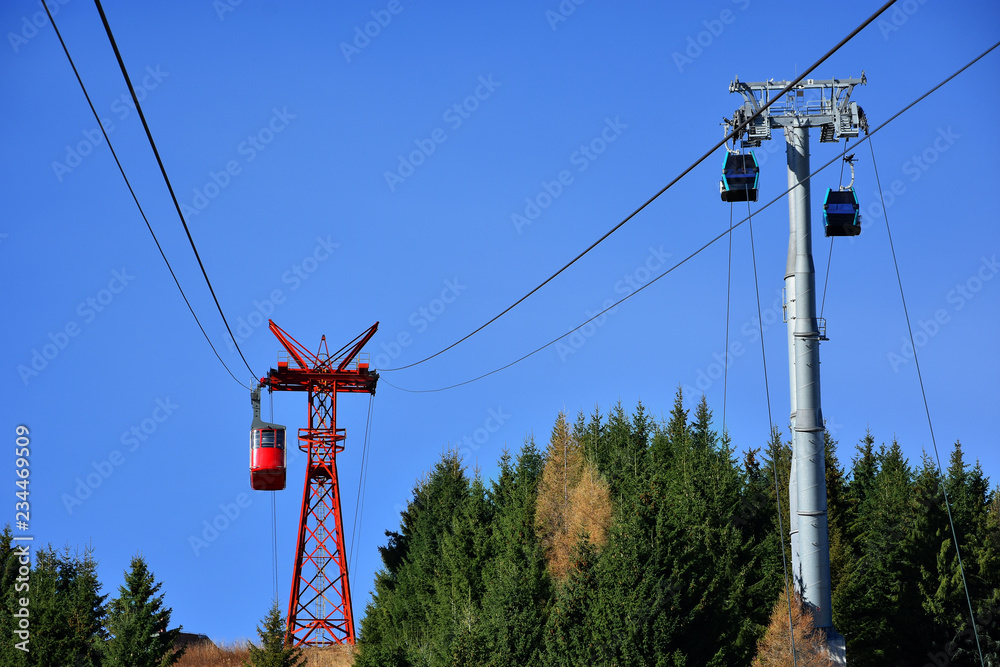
xmin=720 ymin=151 xmax=759 ymax=202
xmin=823 ymin=188 xmax=861 ymax=237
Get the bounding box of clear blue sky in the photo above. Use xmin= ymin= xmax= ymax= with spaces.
xmin=2 ymin=0 xmax=998 ymax=646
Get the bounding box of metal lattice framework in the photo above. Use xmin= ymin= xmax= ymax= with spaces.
xmin=728 ymin=74 xmax=867 ymax=145
xmin=262 ymin=320 xmax=378 ymax=646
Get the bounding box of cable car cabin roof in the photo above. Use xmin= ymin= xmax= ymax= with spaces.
xmin=823 ymin=188 xmax=861 ymax=237
xmin=720 ymin=152 xmax=759 ymax=202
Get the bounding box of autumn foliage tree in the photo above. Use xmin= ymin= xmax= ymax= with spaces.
xmin=753 ymin=590 xmax=832 ymax=667
xmin=534 ymin=412 xmax=611 ymax=580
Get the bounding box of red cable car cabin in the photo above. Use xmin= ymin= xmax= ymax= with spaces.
xmin=250 ymin=388 xmax=287 ymax=491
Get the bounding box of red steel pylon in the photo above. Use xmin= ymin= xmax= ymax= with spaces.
xmin=261 ymin=319 xmax=378 ymax=646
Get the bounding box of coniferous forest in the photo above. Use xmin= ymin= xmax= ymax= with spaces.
xmin=2 ymin=391 xmax=998 ymax=665
xmin=355 ymin=391 xmax=1000 ymax=666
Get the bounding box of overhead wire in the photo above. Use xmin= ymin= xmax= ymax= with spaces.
xmin=92 ymin=0 xmax=257 ymax=384
xmin=381 ymin=40 xmax=1000 ymax=393
xmin=349 ymin=395 xmax=375 ymax=575
xmin=380 ymin=0 xmax=900 ymax=373
xmin=745 ymin=198 xmax=798 ymax=665
xmin=819 ymin=139 xmax=853 ymax=319
xmin=868 ymin=137 xmax=984 ymax=664
xmin=723 ymin=203 xmax=734 ymax=433
xmin=42 ymin=2 xmax=251 ymax=391
xmin=270 ymin=392 xmax=279 ymax=601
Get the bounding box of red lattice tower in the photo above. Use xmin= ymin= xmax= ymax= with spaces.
xmin=261 ymin=320 xmax=378 ymax=646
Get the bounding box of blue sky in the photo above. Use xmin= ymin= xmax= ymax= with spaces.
xmin=2 ymin=0 xmax=998 ymax=646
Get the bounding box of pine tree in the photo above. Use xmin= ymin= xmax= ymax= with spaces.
xmin=102 ymin=554 xmax=182 ymax=667
xmin=244 ymin=600 xmax=306 ymax=667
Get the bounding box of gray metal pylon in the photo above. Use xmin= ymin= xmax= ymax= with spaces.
xmin=785 ymin=123 xmax=832 ymax=628
xmin=727 ymin=76 xmax=867 ymax=662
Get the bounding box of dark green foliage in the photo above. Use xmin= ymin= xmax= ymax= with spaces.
xmin=474 ymin=440 xmax=550 ymax=667
xmin=356 ymin=393 xmax=1000 ymax=667
xmin=244 ymin=599 xmax=305 ymax=667
xmin=102 ymin=554 xmax=182 ymax=667
xmin=0 ymin=535 xmax=106 ymax=667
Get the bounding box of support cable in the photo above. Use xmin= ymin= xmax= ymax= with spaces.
xmin=820 ymin=140 xmax=853 ymax=320
xmin=747 ymin=199 xmax=797 ymax=665
xmin=819 ymin=240 xmax=834 ymax=321
xmin=380 ymin=0 xmax=899 ymax=373
xmin=868 ymin=138 xmax=984 ymax=664
xmin=42 ymin=2 xmax=250 ymax=391
xmin=380 ymin=41 xmax=999 ymax=393
xmin=723 ymin=204 xmax=734 ymax=433
xmin=270 ymin=393 xmax=279 ymax=602
xmin=271 ymin=491 xmax=278 ymax=600
xmin=349 ymin=395 xmax=375 ymax=575
xmin=92 ymin=0 xmax=257 ymax=383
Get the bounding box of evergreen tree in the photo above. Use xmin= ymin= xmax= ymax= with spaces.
xmin=475 ymin=440 xmax=550 ymax=667
xmin=540 ymin=540 xmax=600 ymax=667
xmin=244 ymin=599 xmax=305 ymax=667
xmin=835 ymin=438 xmax=918 ymax=665
xmin=9 ymin=544 xmax=107 ymax=667
xmin=102 ymin=554 xmax=182 ymax=667
xmin=911 ymin=444 xmax=1000 ymax=665
xmin=0 ymin=525 xmax=30 ymax=667
xmin=356 ymin=450 xmax=473 ymax=667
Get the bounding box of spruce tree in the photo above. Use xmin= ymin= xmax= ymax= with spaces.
xmin=244 ymin=600 xmax=305 ymax=667
xmin=102 ymin=554 xmax=182 ymax=667
xmin=475 ymin=440 xmax=549 ymax=667
xmin=0 ymin=525 xmax=29 ymax=667
xmin=13 ymin=545 xmax=106 ymax=667
xmin=355 ymin=450 xmax=473 ymax=667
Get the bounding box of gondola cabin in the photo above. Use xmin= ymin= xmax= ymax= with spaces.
xmin=823 ymin=188 xmax=861 ymax=237
xmin=250 ymin=388 xmax=287 ymax=491
xmin=720 ymin=151 xmax=759 ymax=202
xmin=250 ymin=427 xmax=286 ymax=490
